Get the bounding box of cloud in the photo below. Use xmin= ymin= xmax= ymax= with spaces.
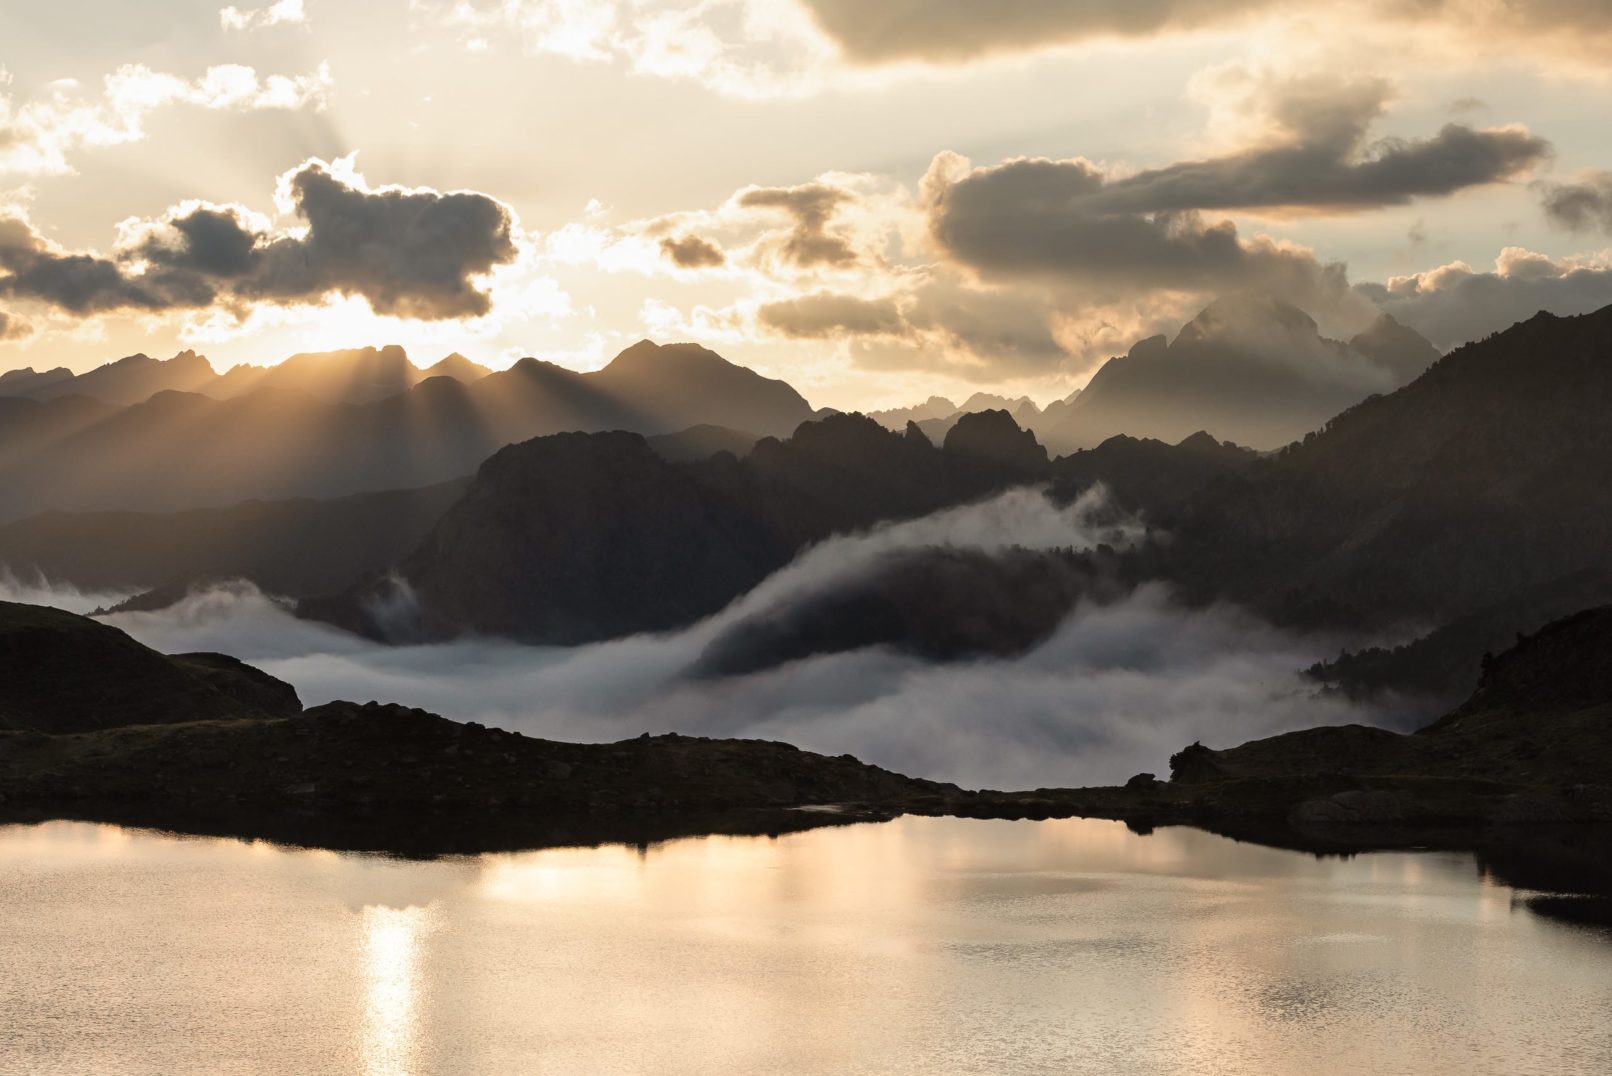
xmin=220 ymin=0 xmax=307 ymax=32
xmin=1 ymin=158 xmax=520 ymax=320
xmin=0 ymin=62 xmax=331 ymax=177
xmin=757 ymin=274 xmax=1074 ymax=379
xmin=422 ymin=0 xmax=841 ymax=98
xmin=51 ymin=489 xmax=1399 ymax=789
xmin=798 ymin=0 xmax=1279 ymax=64
xmin=922 ymin=74 xmax=1547 ymax=301
xmin=738 ymin=183 xmax=861 ymax=267
xmin=1361 ymin=247 xmax=1612 ymax=349
xmin=923 ymin=149 xmax=1361 ymax=314
xmin=757 ymin=290 xmax=904 ymax=337
xmin=659 ymin=233 xmax=727 ymax=268
xmin=0 ymin=309 xmax=34 ymax=341
xmin=1540 ymin=171 xmax=1612 ymax=234
xmin=797 ymin=0 xmax=1612 ymax=66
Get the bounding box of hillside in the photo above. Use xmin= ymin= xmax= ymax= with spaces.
xmin=1152 ymin=305 xmax=1612 ymax=698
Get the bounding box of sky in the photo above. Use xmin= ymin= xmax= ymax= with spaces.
xmin=3 ymin=0 xmax=1612 ymax=410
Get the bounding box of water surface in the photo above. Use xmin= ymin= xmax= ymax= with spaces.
xmin=3 ymin=816 xmax=1609 ymax=1075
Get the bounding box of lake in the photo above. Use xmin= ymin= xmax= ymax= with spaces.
xmin=3 ymin=816 xmax=1609 ymax=1075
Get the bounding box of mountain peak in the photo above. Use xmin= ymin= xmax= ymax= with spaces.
xmin=942 ymin=409 xmax=1048 ymax=473
xmin=1176 ymin=295 xmax=1320 ymax=347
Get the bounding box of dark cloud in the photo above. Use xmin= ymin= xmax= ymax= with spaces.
xmin=1088 ymin=123 xmax=1547 ymax=215
xmin=1360 ymin=249 xmax=1612 ymax=349
xmin=760 ymin=276 xmax=1069 ymax=379
xmin=1539 ymin=171 xmax=1612 ymax=233
xmin=0 ymin=310 xmax=33 ymax=341
xmin=241 ymin=163 xmax=517 ymax=318
xmin=926 ymin=152 xmax=1350 ymax=300
xmin=800 ymin=0 xmax=1278 ymax=63
xmin=738 ymin=183 xmax=859 ymax=267
xmin=0 ymin=161 xmax=518 ymax=321
xmin=800 ymin=0 xmax=1612 ymax=64
xmin=757 ymin=291 xmax=903 ymax=337
xmin=922 ymin=84 xmax=1546 ymax=316
xmin=659 ymin=233 xmax=727 ymax=268
xmin=0 ymin=216 xmax=216 ymax=313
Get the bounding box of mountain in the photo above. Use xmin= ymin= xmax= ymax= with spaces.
xmin=209 ymin=345 xmax=491 ymax=403
xmin=645 ymin=424 xmax=762 ymax=463
xmin=0 ymin=477 xmax=472 ymax=598
xmin=1143 ymin=304 xmax=1612 ymax=700
xmin=0 ymin=340 xmax=817 ymax=521
xmin=0 ymin=366 xmax=73 ymax=396
xmin=1042 ymin=296 xmax=1439 ymax=453
xmin=2 ymin=351 xmax=219 ymax=406
xmin=0 ymin=345 xmax=492 ymax=407
xmin=301 ymin=410 xmax=1057 ymax=643
xmin=870 ymin=392 xmax=1048 ymax=444
xmin=0 ymin=600 xmax=299 ymax=733
xmin=867 ymin=395 xmax=958 ymax=428
xmin=589 ymin=340 xmax=813 ymax=437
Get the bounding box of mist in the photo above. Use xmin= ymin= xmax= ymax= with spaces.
xmin=8 ymin=488 xmax=1408 ymax=789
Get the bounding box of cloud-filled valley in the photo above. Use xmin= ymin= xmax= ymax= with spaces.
xmin=0 ymin=487 xmax=1406 ymax=790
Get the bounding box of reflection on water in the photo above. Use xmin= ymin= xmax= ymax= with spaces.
xmin=361 ymin=905 xmax=429 ymax=1076
xmin=1 ymin=816 xmax=1610 ymax=1075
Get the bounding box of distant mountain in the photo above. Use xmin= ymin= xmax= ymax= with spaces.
xmin=645 ymin=424 xmax=762 ymax=463
xmin=0 ymin=366 xmax=73 ymax=397
xmin=0 ymin=477 xmax=472 ymax=598
xmin=1042 ymin=296 xmax=1439 ymax=453
xmin=871 ymin=391 xmax=1049 ymax=444
xmin=0 ymin=340 xmax=817 ymax=521
xmin=4 ymin=350 xmax=219 ymax=406
xmin=0 ymin=345 xmax=492 ymax=407
xmin=302 ymin=410 xmax=1059 ymax=643
xmin=868 ymin=395 xmax=958 ymax=428
xmin=210 ymin=345 xmax=491 ymax=404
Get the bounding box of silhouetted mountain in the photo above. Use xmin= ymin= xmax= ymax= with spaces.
xmin=0 ymin=600 xmax=299 ymax=733
xmin=1150 ymin=304 xmax=1612 ymax=700
xmin=591 ymin=340 xmax=813 ymax=436
xmin=1349 ymin=313 xmax=1441 ymax=384
xmin=1043 ymin=296 xmax=1438 ymax=452
xmin=645 ymin=424 xmax=762 ymax=463
xmin=303 ymin=411 xmax=1055 ymax=643
xmin=871 ymin=392 xmax=1046 ymax=443
xmin=1049 ymin=431 xmax=1258 ymax=521
xmin=0 ymin=366 xmax=73 ymax=396
xmin=868 ymin=395 xmax=957 ymax=428
xmin=0 ymin=477 xmax=471 ymax=597
xmin=0 ymin=346 xmax=492 ymax=408
xmin=0 ymin=340 xmax=817 ymax=521
xmin=210 ymin=345 xmax=491 ymax=403
xmin=2 ymin=350 xmax=219 ymax=406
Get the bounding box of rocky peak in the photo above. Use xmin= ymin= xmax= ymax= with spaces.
xmin=943 ymin=409 xmax=1048 ymax=473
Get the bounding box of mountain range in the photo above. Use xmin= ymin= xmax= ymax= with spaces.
xmin=1 ymin=297 xmax=1602 ymax=705
xmin=0 ymin=339 xmax=814 ymax=521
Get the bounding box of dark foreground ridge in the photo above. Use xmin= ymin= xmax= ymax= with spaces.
xmin=2 ymin=601 xmax=1610 ymax=887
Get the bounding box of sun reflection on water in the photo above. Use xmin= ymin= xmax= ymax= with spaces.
xmin=360 ymin=904 xmax=430 ymax=1076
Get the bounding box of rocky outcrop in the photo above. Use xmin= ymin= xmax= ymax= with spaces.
xmin=0 ymin=601 xmax=300 ymax=733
